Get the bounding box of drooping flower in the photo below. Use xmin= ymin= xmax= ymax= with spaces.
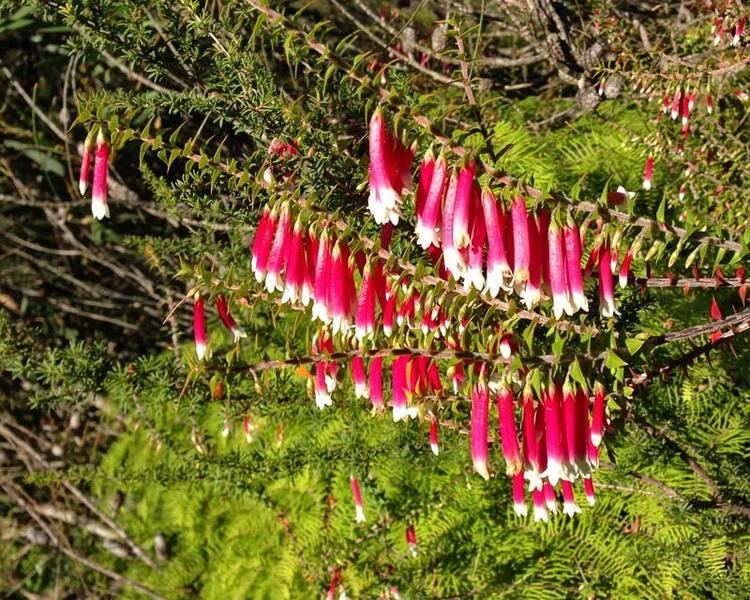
xmin=215 ymin=295 xmax=246 ymax=342
xmin=355 ymin=264 xmax=376 ymax=341
xmin=315 ymin=361 xmax=333 ymax=409
xmin=351 ymin=356 xmax=368 ymax=399
xmin=281 ymin=217 xmax=310 ymax=305
xmin=511 ymin=196 xmax=530 ymax=297
xmin=574 ymin=386 xmax=592 ymax=476
xmin=583 ymin=476 xmax=596 ymax=505
xmin=369 ymin=356 xmax=384 ymax=412
xmin=499 ymin=334 xmax=517 ymax=359
xmin=251 ymin=206 xmax=274 ymax=281
xmin=599 ymin=242 xmax=618 ymax=318
xmin=91 ymin=129 xmax=110 ymax=220
xmin=562 ymin=380 xmax=579 ymax=478
xmin=392 ymin=355 xmax=417 ymax=422
xmin=734 ymin=16 xmax=746 ymax=45
xmin=619 ymin=248 xmax=634 ymax=289
xmin=452 ymin=162 xmax=476 ymax=250
xmin=497 ymin=383 xmax=522 ymax=476
xmin=512 ymin=471 xmax=528 ymax=517
xmin=522 ymin=384 xmax=543 ymax=491
xmin=642 ymin=156 xmax=654 ymax=190
xmin=543 ymin=381 xmax=565 ymax=486
xmin=470 ymin=381 xmax=490 ymax=480
xmin=548 ymin=221 xmax=572 ymax=319
xmin=79 ymin=130 xmax=93 ymax=195
xmin=405 ymin=525 xmax=417 ymax=557
xmin=265 ymin=203 xmax=292 ymax=293
xmin=441 ymin=172 xmax=464 ymax=280
xmin=590 ymin=381 xmax=606 ymax=447
xmin=531 ymin=487 xmax=548 ymax=522
xmin=670 ymin=88 xmax=681 ymax=120
xmin=415 ymin=149 xmax=434 ymax=218
xmin=463 ymin=189 xmax=486 ymax=291
xmin=312 ymin=231 xmax=332 ymax=322
xmin=524 ymin=214 xmax=543 ymax=308
xmin=561 ymin=480 xmax=581 ymax=517
xmin=367 ymin=108 xmax=411 ymax=225
xmin=329 ymin=242 xmax=355 ymax=334
xmin=416 ymin=151 xmax=447 ymax=249
xmin=564 ymin=220 xmax=589 ymax=312
xmin=481 ymin=189 xmax=512 ymax=296
xmin=383 ymin=288 xmax=397 ymax=337
xmin=350 ymin=475 xmax=366 ymax=523
xmin=193 ymin=293 xmax=207 ymax=360
xmin=429 ymin=415 xmax=439 ymax=456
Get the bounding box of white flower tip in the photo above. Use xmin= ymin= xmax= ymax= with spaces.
xmin=354 ymin=383 xmax=369 ymax=400
xmin=533 ymin=506 xmax=549 ymax=522
xmin=544 ymin=462 xmax=563 ymax=487
xmin=525 ymin=471 xmax=543 ymax=492
xmin=585 ymin=494 xmax=596 ymax=506
xmin=232 ymin=328 xmax=247 ymax=342
xmin=473 ymin=461 xmax=490 ymax=480
xmin=221 ymin=426 xmax=230 ymax=438
xmin=245 ymin=433 xmax=254 ymax=444
xmin=315 ymin=392 xmax=332 ymax=410
xmin=195 ymin=342 xmax=206 ymax=360
xmin=591 ymin=432 xmax=602 ymax=447
xmin=355 ymin=506 xmax=366 ymax=523
xmin=79 ymin=180 xmax=88 ymax=196
xmin=563 ymin=503 xmax=581 ymax=517
xmin=514 ymin=502 xmax=528 ymax=517
xmin=642 ymin=180 xmax=652 ymax=191
xmin=91 ymin=198 xmax=108 ymax=220
xmin=430 ymin=442 xmax=439 ymax=457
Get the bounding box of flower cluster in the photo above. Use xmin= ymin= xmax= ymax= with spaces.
xmin=79 ymin=128 xmax=110 ymax=220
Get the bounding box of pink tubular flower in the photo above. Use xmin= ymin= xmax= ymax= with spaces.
xmin=429 ymin=415 xmax=439 ymax=456
xmin=368 ymin=108 xmax=400 ymax=225
xmin=590 ymin=381 xmax=606 ymax=447
xmin=524 ymin=215 xmax=542 ymax=308
xmin=670 ymin=88 xmax=681 ymax=120
xmin=561 ymin=480 xmax=581 ymax=517
xmin=282 ymin=217 xmax=310 ymax=305
xmin=441 ymin=172 xmax=463 ymax=280
xmin=564 ymin=221 xmax=589 ymax=313
xmin=463 ymin=189 xmax=486 ymax=291
xmin=497 ymin=383 xmax=522 ymax=476
xmin=583 ymin=476 xmax=596 ymax=506
xmin=91 ymin=129 xmax=110 ymax=220
xmin=642 ymin=156 xmax=654 ymax=190
xmin=329 ymin=242 xmax=355 ymax=334
xmin=619 ymin=245 xmax=634 ymax=289
xmin=511 ymin=196 xmax=530 ymax=297
xmin=531 ymin=487 xmax=548 ymax=522
xmin=216 ymin=295 xmax=246 ymax=342
xmin=355 ymin=264 xmax=376 ymax=341
xmin=392 ymin=356 xmax=417 ymax=422
xmin=265 ymin=203 xmax=292 ymax=293
xmin=548 ymin=221 xmax=572 ymax=319
xmin=543 ymin=381 xmax=564 ymax=486
xmin=734 ymin=16 xmax=746 ymax=46
xmin=406 ymin=525 xmax=417 ymax=557
xmin=599 ymin=242 xmax=618 ymax=318
xmin=470 ymin=381 xmax=490 ymax=480
xmin=315 ymin=361 xmax=333 ymax=409
xmin=312 ymin=231 xmax=332 ymax=322
xmin=512 ymin=471 xmax=528 ymax=517
xmin=79 ymin=131 xmax=93 ymax=195
xmin=453 ymin=162 xmax=476 ymax=250
xmin=415 ymin=148 xmax=435 ymax=219
xmin=416 ymin=151 xmax=446 ymax=249
xmin=575 ymin=386 xmax=592 ymax=476
xmin=251 ymin=205 xmax=273 ymax=281
xmin=350 ymin=475 xmax=366 ymax=523
xmin=562 ymin=381 xmax=578 ymax=478
xmin=351 ymin=356 xmax=368 ymax=399
xmin=383 ymin=289 xmax=397 ymax=337
xmin=369 ymin=356 xmax=384 ymax=412
xmin=481 ymin=189 xmax=512 ymax=296
xmin=522 ymin=384 xmax=542 ymax=491
xmin=193 ymin=293 xmax=207 ymax=360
